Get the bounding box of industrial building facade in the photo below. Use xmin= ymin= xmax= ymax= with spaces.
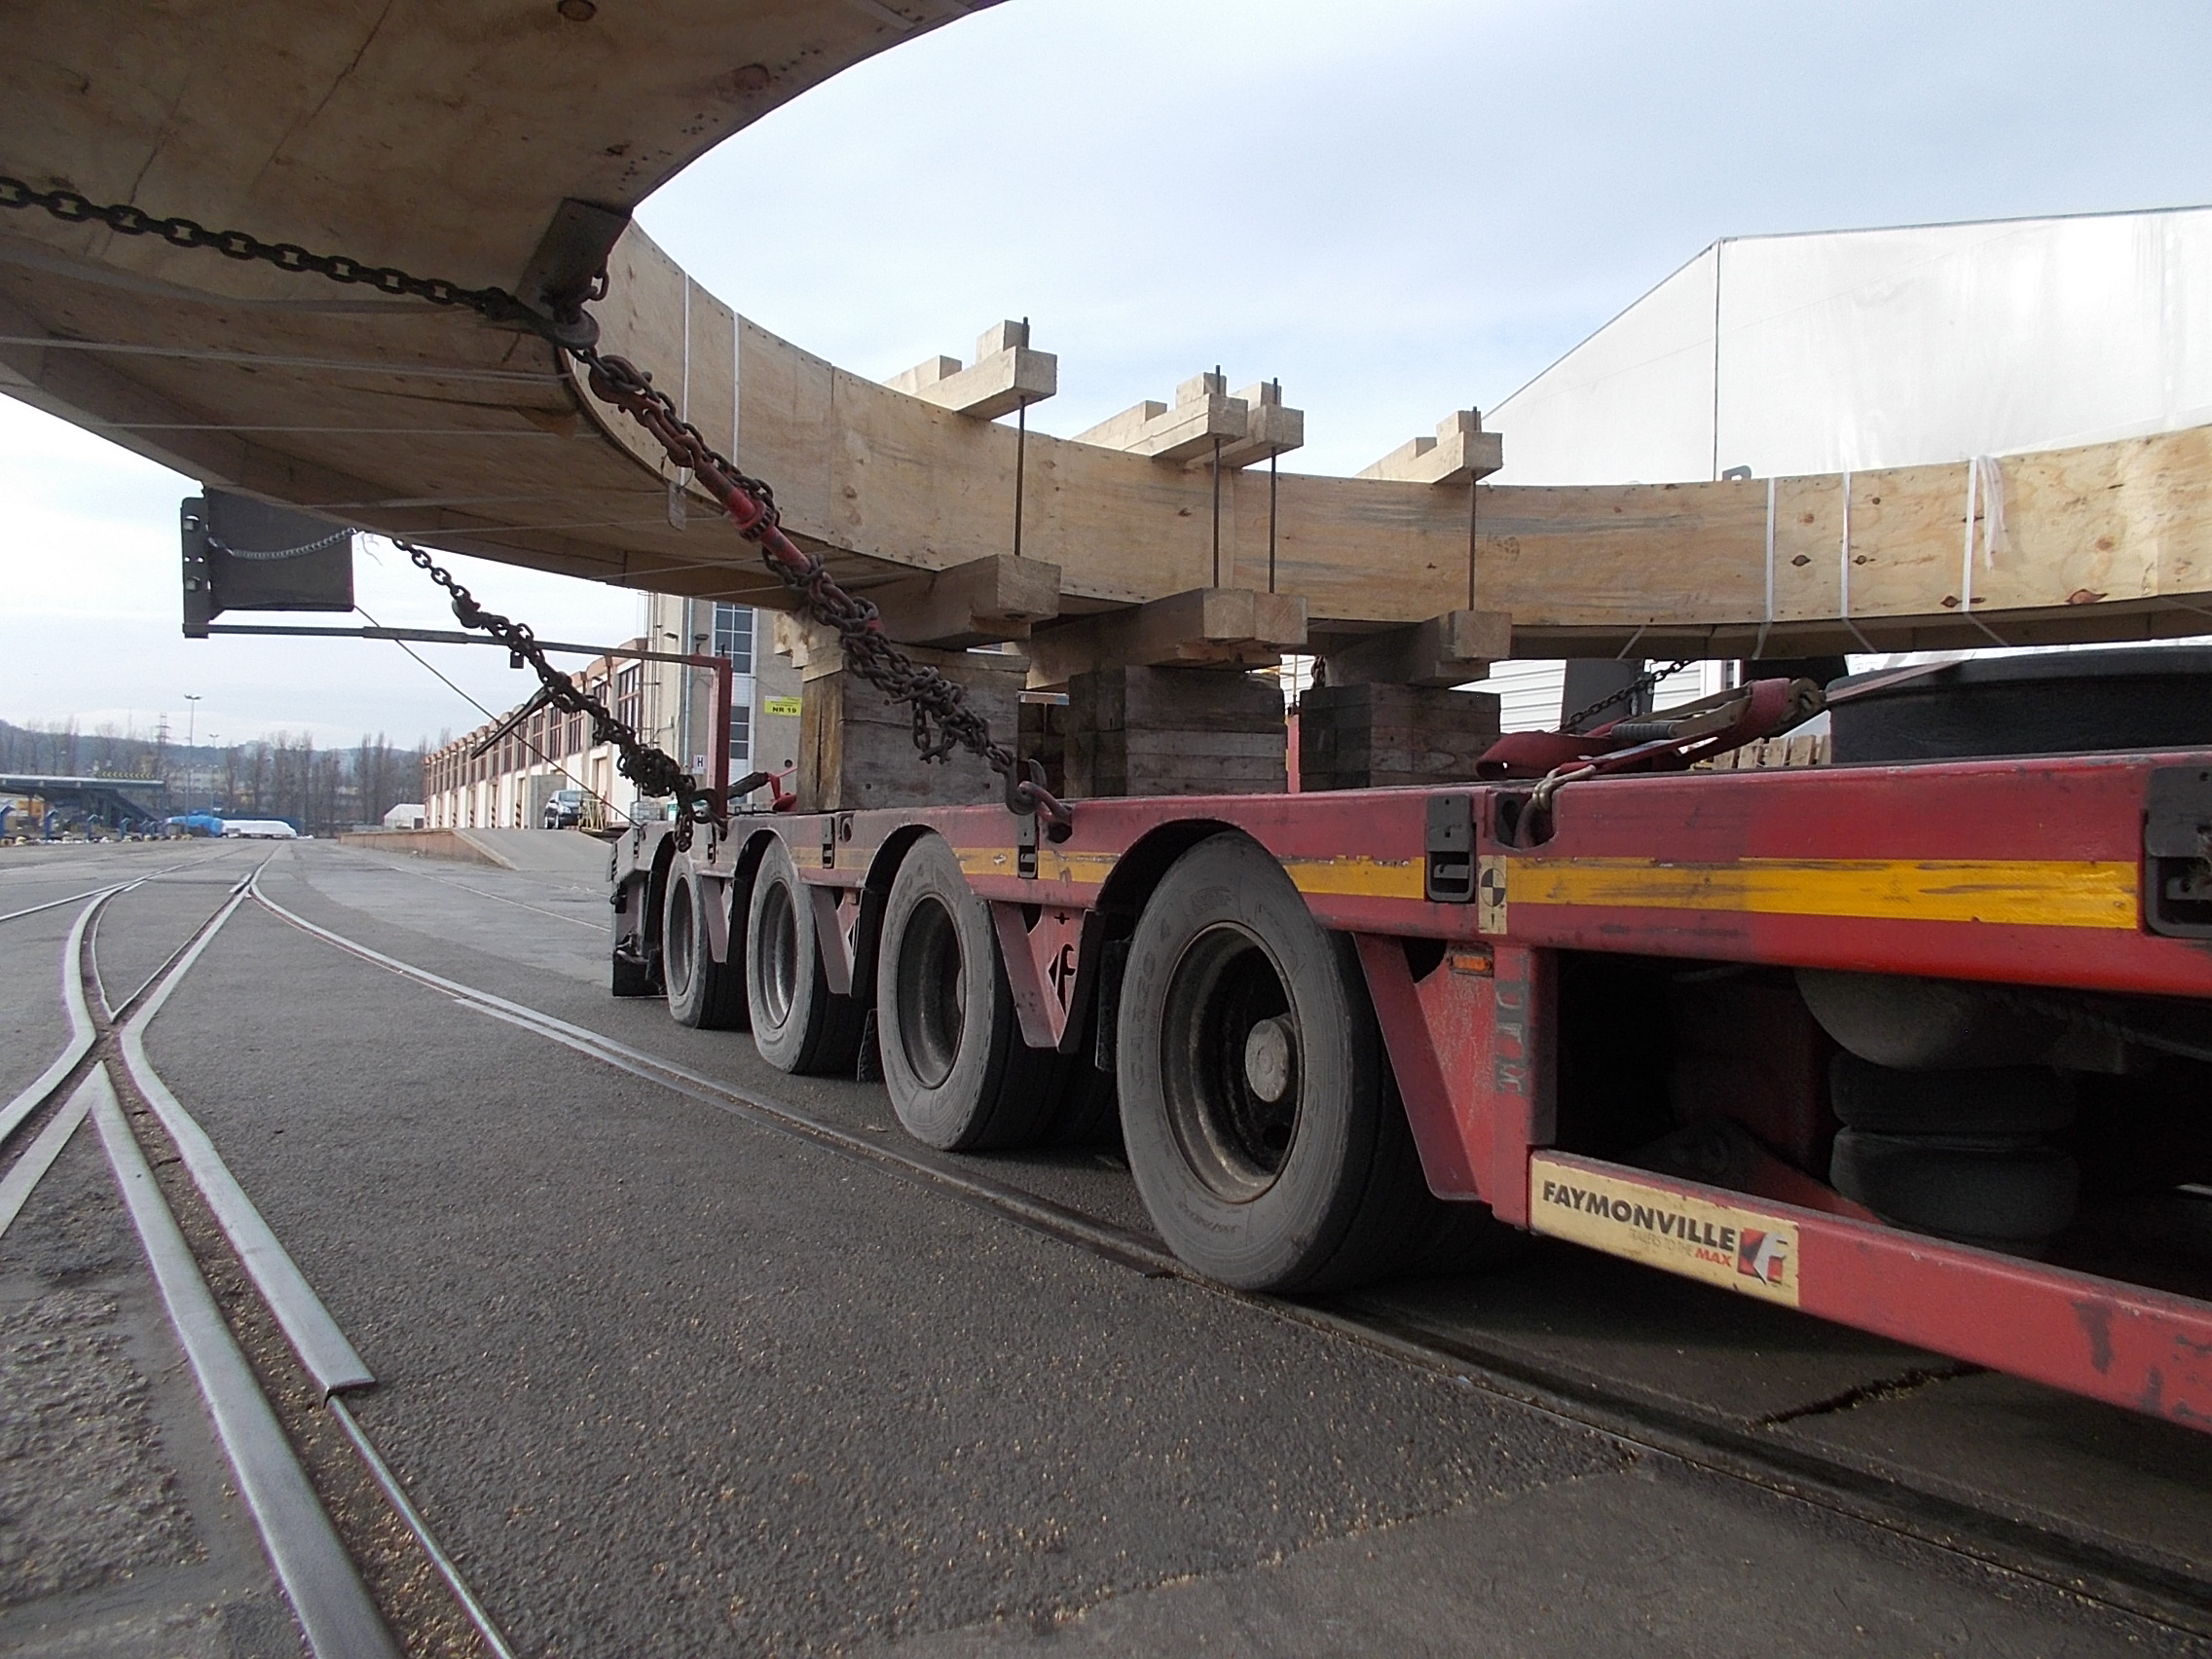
xmin=424 ymin=598 xmax=801 ymax=830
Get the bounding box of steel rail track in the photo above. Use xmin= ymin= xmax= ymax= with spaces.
xmin=0 ymin=848 xmax=234 ymax=927
xmin=0 ymin=847 xmax=249 ymax=1150
xmin=0 ymin=848 xmax=519 ymax=1659
xmin=246 ymin=862 xmax=2212 ymax=1643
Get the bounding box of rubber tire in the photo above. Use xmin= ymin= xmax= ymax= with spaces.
xmin=1830 ymin=1127 xmax=2079 ymax=1243
xmin=1828 ymin=1052 xmax=2074 ymax=1134
xmin=663 ymin=867 xmax=748 ymax=1030
xmin=746 ymin=838 xmax=865 ymax=1075
xmin=877 ymin=836 xmax=1063 ymax=1150
xmin=1117 ymin=831 xmax=1436 ymax=1294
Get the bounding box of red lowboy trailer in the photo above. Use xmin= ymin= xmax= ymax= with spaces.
xmin=609 ymin=719 xmax=2212 ymax=1432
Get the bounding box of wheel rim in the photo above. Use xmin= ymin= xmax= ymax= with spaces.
xmin=894 ymin=895 xmax=966 ymax=1088
xmin=757 ymin=877 xmax=799 ymax=1028
xmin=1159 ymin=922 xmax=1301 ymax=1201
xmin=665 ymin=879 xmax=694 ymax=997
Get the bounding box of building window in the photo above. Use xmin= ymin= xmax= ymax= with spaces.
xmin=614 ymin=663 xmax=643 ymax=733
xmin=727 ymin=703 xmax=752 ymax=770
xmin=713 ymin=603 xmax=755 ymax=675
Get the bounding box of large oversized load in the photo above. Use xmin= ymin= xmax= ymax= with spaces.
xmin=11 ymin=1 xmax=2212 ymax=1439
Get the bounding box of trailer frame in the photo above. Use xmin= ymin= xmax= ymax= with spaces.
xmin=612 ymin=745 xmax=2212 ymax=1431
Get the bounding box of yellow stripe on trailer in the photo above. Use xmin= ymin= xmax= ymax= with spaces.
xmin=954 ymin=847 xmax=1119 ymax=885
xmin=1496 ymin=856 xmax=2138 ymax=930
xmin=1281 ymin=857 xmax=1425 ymax=901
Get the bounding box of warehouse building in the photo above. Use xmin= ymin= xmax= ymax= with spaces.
xmin=424 ymin=600 xmax=801 ymax=830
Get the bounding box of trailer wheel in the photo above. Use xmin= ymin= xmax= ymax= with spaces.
xmin=663 ymin=869 xmax=747 ymax=1030
xmin=1118 ymin=831 xmax=1431 ymax=1293
xmin=875 ymin=836 xmax=1061 ymax=1149
xmin=746 ymin=839 xmax=864 ymax=1074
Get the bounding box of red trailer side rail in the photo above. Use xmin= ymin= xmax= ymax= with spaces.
xmin=622 ymin=746 xmax=2212 ymax=1430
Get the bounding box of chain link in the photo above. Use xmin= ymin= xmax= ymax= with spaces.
xmin=400 ymin=541 xmax=717 ymax=838
xmin=1559 ymin=657 xmax=1695 ymax=734
xmin=571 ymin=346 xmax=1067 ymax=828
xmin=206 ymin=526 xmax=353 ymax=564
xmin=0 ymin=174 xmax=560 ymax=334
xmin=2 ymin=175 xmax=1065 ymax=830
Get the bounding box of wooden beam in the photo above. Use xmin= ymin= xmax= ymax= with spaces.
xmin=16 ymin=10 xmax=2212 ymax=660
xmin=866 ymin=554 xmax=1061 ymax=647
xmin=1205 ymin=381 xmax=1304 ymax=471
xmin=1074 ymin=371 xmax=1248 ymax=462
xmin=1026 ymin=588 xmax=1308 ymax=687
xmin=886 ymin=320 xmax=1056 ymax=421
xmin=1359 ymin=410 xmax=1504 ymax=484
xmin=1323 ymin=609 xmax=1513 ymax=688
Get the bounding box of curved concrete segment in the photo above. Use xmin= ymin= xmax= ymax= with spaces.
xmin=5 ymin=1 xmax=2211 ymax=658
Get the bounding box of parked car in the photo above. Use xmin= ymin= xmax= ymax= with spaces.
xmin=543 ymin=789 xmax=586 ymax=829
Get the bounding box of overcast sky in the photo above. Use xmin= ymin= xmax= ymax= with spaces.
xmin=4 ymin=0 xmax=2208 ymax=751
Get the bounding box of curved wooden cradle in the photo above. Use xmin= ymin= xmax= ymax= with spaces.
xmin=5 ymin=0 xmax=2210 ymax=663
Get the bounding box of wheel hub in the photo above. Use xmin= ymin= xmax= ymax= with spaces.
xmin=894 ymin=895 xmax=966 ymax=1088
xmin=1160 ymin=923 xmax=1302 ymax=1201
xmin=758 ymin=881 xmax=798 ymax=1026
xmin=1242 ymin=1015 xmax=1296 ymax=1104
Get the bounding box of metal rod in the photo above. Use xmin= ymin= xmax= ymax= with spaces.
xmin=1268 ymin=376 xmax=1280 ymax=595
xmin=1468 ymin=476 xmax=1480 ymax=611
xmin=1013 ymin=316 xmax=1029 ymax=560
xmin=1210 ymin=362 xmax=1224 ymax=588
xmin=200 ymin=623 xmax=702 ymax=664
xmin=1210 ymin=440 xmax=1224 ymax=588
xmin=1269 ymin=451 xmax=1279 ymax=594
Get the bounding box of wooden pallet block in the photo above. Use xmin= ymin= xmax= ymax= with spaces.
xmin=1299 ymin=683 xmax=1502 ymax=792
xmin=797 ymin=650 xmax=1024 ymax=813
xmin=1066 ymin=666 xmax=1287 ymax=797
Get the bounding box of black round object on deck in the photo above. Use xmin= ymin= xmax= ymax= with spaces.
xmin=1827 ymin=646 xmax=2212 ymax=762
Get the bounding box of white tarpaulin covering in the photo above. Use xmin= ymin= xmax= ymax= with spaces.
xmin=1479 ymin=205 xmax=2212 ymax=726
xmin=1490 ymin=204 xmax=2212 ymax=486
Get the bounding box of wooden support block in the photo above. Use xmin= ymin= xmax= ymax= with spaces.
xmin=1073 ymin=370 xmax=1249 ymax=462
xmin=1358 ymin=409 xmax=1504 ymax=485
xmin=1065 ymin=667 xmax=1287 ymax=798
xmin=773 ymin=610 xmax=846 ymax=682
xmin=1018 ymin=694 xmax=1068 ymax=798
xmin=1027 ymin=587 xmax=1308 ymax=687
xmin=1322 ymin=609 xmax=1514 ymax=688
xmin=797 ymin=654 xmax=1024 ymax=813
xmin=1298 ymin=682 xmax=1501 ymax=793
xmin=866 ymin=555 xmax=1062 ymax=647
xmin=885 ymin=320 xmax=1056 ymax=420
xmin=1203 ymin=380 xmax=1304 ymax=471
xmin=1069 ymin=664 xmax=1289 ymax=733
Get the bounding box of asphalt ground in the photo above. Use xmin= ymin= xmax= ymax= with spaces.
xmin=0 ymin=905 xmax=73 ymax=1104
xmin=4 ymin=836 xmax=2211 ymax=1655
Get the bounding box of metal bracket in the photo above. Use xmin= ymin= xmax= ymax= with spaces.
xmin=2146 ymin=765 xmax=2212 ymax=938
xmin=512 ymin=199 xmax=630 ymax=350
xmin=1424 ymin=793 xmax=1475 ymax=902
